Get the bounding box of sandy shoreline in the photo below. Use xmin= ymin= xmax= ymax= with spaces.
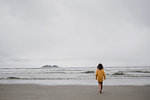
xmin=0 ymin=84 xmax=150 ymax=100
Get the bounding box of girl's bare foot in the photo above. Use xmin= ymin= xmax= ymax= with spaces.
xmin=100 ymin=90 xmax=102 ymax=94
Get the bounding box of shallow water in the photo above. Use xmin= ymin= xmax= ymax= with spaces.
xmin=0 ymin=66 xmax=150 ymax=85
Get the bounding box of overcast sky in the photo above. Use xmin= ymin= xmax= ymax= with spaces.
xmin=0 ymin=0 xmax=150 ymax=68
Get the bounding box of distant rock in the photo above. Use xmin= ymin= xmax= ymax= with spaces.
xmin=112 ymin=71 xmax=124 ymax=75
xmin=7 ymin=77 xmax=21 ymax=79
xmin=42 ymin=65 xmax=59 ymax=68
xmin=82 ymin=71 xmax=95 ymax=73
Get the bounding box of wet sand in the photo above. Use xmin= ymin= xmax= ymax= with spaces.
xmin=0 ymin=84 xmax=150 ymax=100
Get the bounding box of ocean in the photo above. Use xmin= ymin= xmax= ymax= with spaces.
xmin=0 ymin=66 xmax=150 ymax=86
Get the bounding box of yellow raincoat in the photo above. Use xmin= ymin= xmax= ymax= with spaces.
xmin=96 ymin=69 xmax=106 ymax=82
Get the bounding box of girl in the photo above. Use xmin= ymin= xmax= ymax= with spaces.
xmin=96 ymin=63 xmax=106 ymax=94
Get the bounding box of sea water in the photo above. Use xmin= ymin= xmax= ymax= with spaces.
xmin=0 ymin=66 xmax=150 ymax=86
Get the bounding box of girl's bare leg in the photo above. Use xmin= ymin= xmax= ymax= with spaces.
xmin=98 ymin=82 xmax=102 ymax=93
xmin=101 ymin=83 xmax=103 ymax=91
xmin=98 ymin=83 xmax=101 ymax=91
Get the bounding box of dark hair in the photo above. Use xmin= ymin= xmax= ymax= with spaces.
xmin=97 ymin=63 xmax=103 ymax=70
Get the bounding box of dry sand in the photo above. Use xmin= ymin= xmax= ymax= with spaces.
xmin=0 ymin=84 xmax=150 ymax=100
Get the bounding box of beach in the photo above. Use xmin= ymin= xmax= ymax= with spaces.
xmin=0 ymin=84 xmax=150 ymax=100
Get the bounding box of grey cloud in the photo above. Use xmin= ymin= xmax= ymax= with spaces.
xmin=0 ymin=0 xmax=150 ymax=67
